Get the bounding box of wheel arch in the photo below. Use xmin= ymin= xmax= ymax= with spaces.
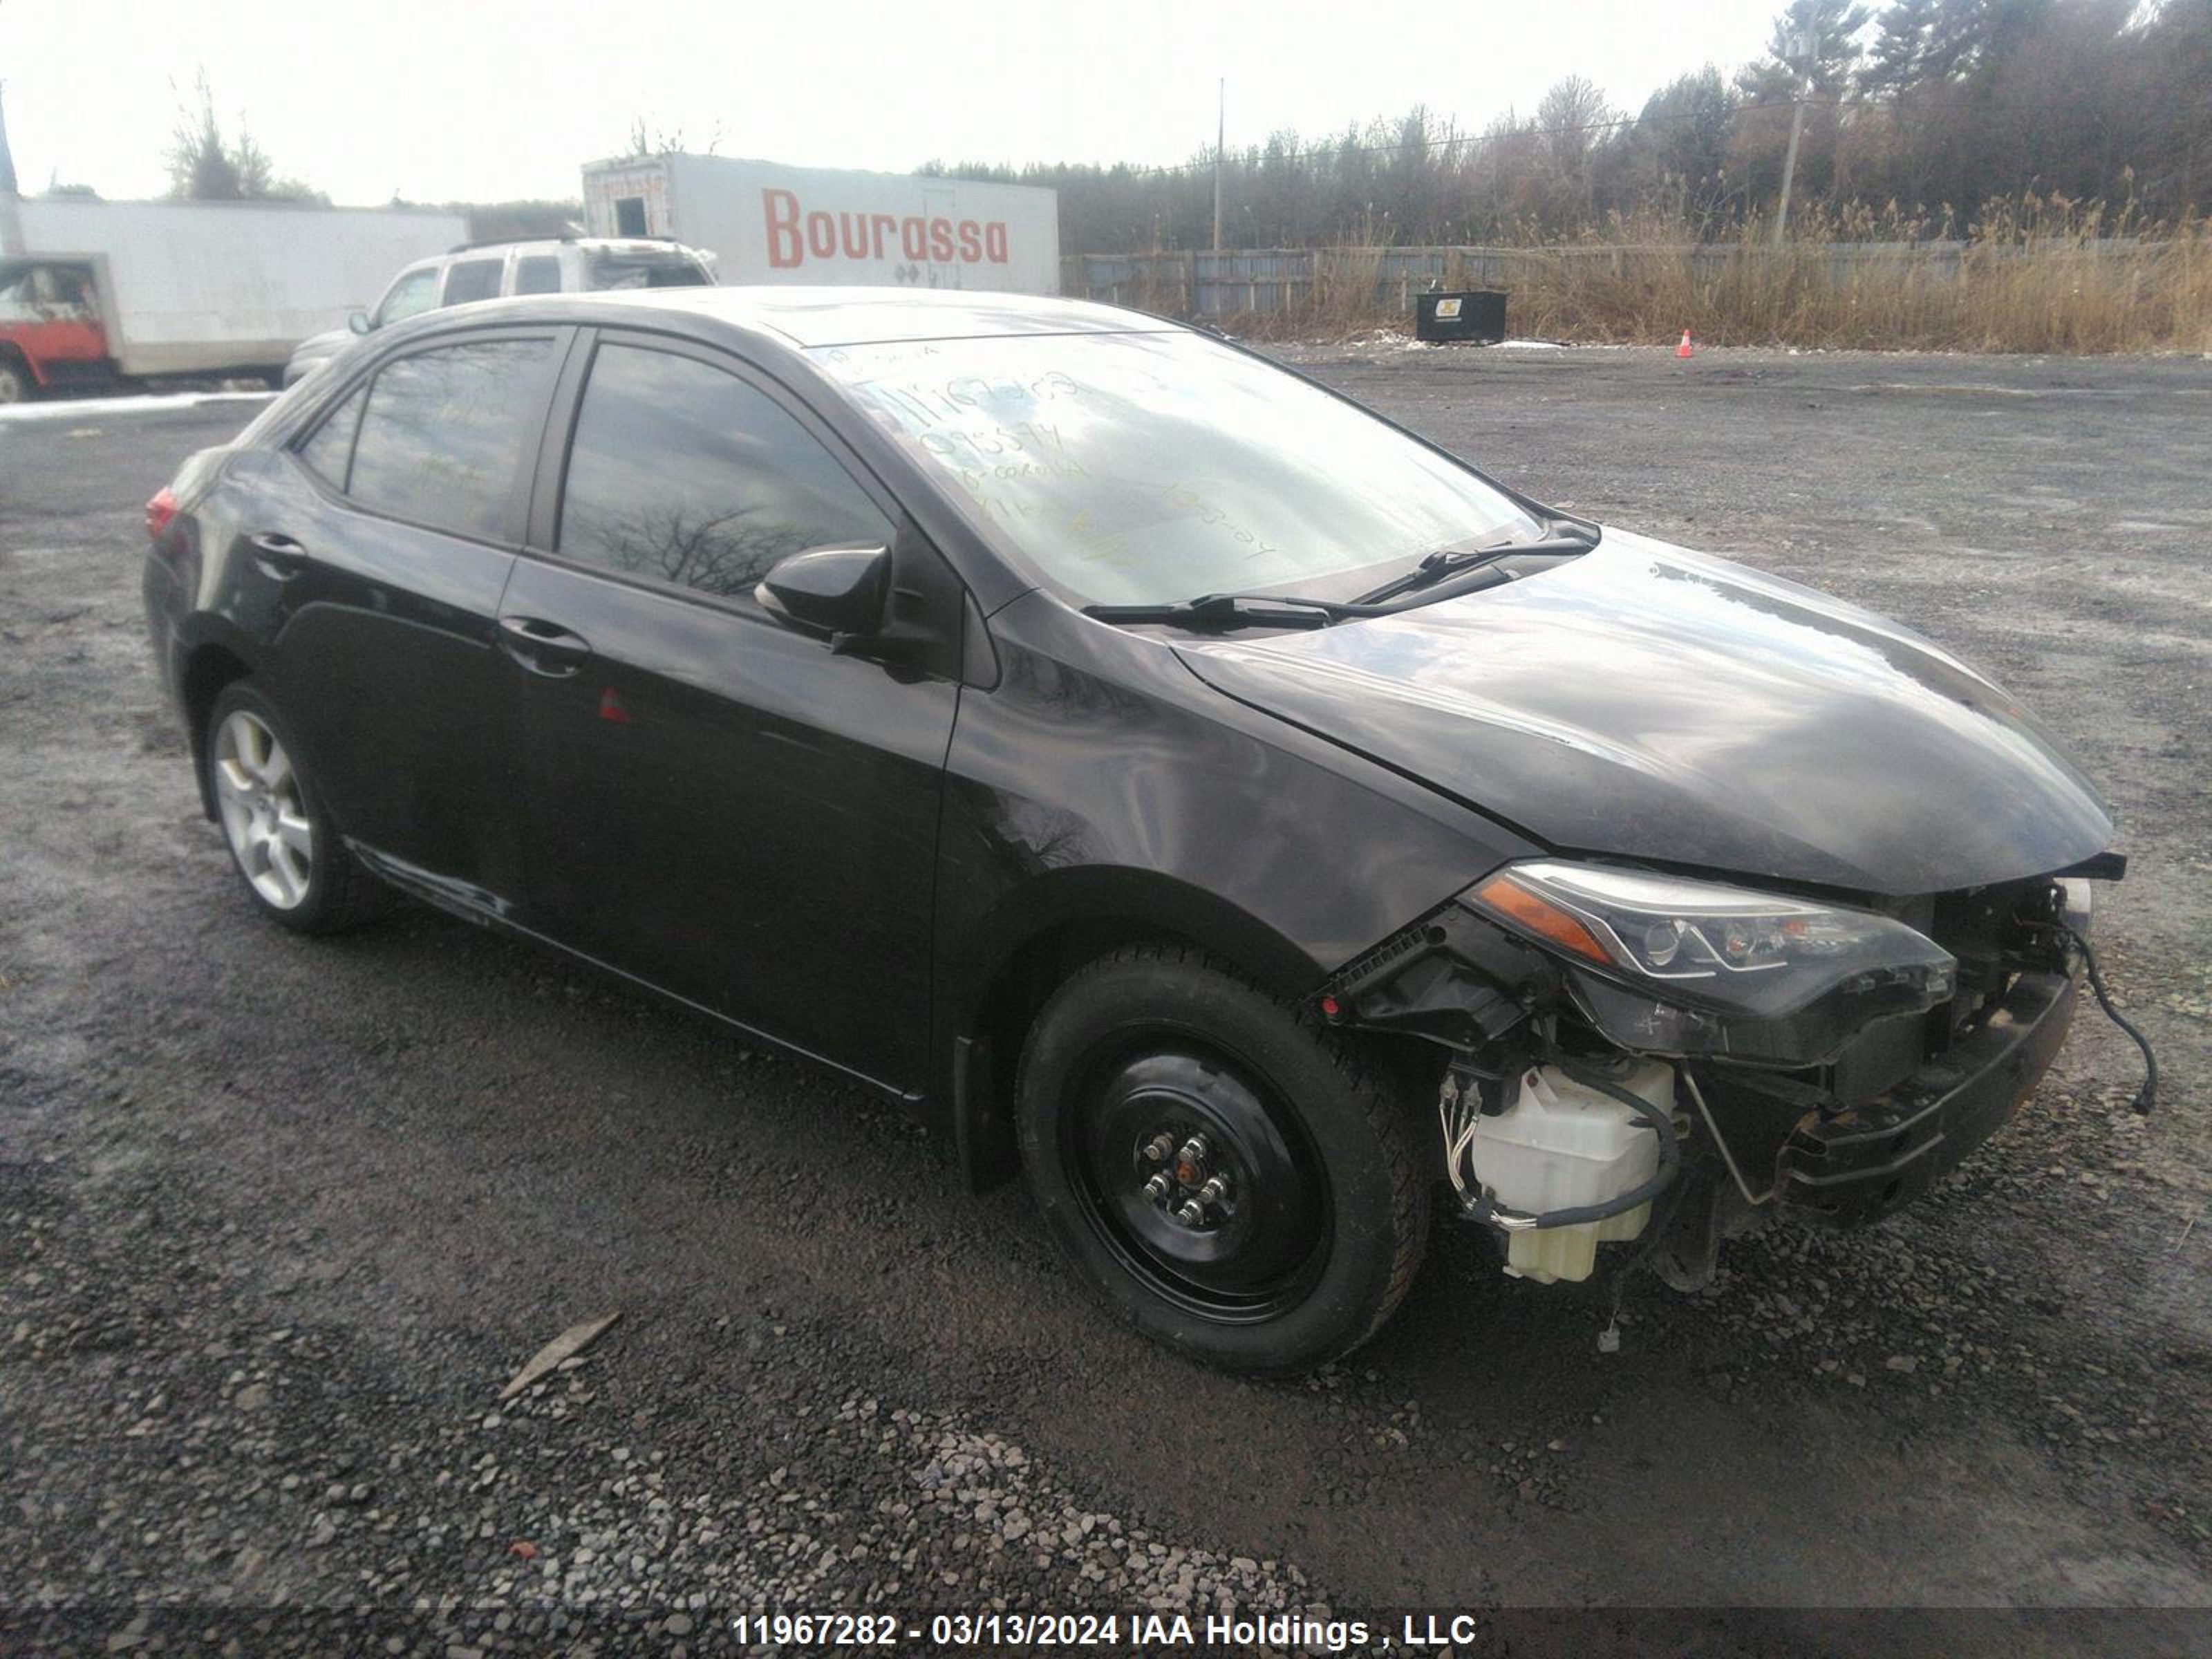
xmin=938 ymin=870 xmax=1325 ymax=1193
xmin=0 ymin=341 xmax=38 ymax=396
xmin=180 ymin=638 xmax=256 ymax=818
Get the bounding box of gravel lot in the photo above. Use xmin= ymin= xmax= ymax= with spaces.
xmin=2 ymin=347 xmax=2209 ymax=1656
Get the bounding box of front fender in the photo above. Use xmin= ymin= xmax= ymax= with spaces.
xmin=928 ymin=594 xmax=1538 ymax=1178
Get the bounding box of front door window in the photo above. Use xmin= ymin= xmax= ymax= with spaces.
xmin=556 ymin=341 xmax=893 ymax=599
xmin=376 ymin=266 xmax=440 ymax=327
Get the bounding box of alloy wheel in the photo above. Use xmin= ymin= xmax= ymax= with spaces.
xmin=213 ymin=709 xmax=314 ymax=909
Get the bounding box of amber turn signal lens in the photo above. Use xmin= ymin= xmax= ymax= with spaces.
xmin=1470 ymin=873 xmax=1613 ymax=966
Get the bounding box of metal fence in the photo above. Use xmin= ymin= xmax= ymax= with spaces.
xmin=1062 ymin=247 xmax=1533 ymax=318
xmin=1058 ymin=241 xmax=2115 ymax=320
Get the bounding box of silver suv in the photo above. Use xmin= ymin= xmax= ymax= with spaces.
xmin=281 ymin=236 xmax=715 ymax=386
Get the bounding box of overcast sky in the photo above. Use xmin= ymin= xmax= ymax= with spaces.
xmin=2 ymin=0 xmax=1784 ymax=205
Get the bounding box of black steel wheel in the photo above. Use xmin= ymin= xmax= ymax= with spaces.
xmin=1071 ymin=1045 xmax=1331 ymax=1322
xmin=1017 ymin=944 xmax=1428 ymax=1374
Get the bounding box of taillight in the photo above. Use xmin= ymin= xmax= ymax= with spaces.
xmin=145 ymin=487 xmax=179 ymax=542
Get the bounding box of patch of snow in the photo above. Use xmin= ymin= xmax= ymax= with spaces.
xmin=0 ymin=390 xmax=276 ymax=426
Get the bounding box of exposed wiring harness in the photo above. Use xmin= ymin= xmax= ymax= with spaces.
xmin=1598 ymin=1161 xmax=1700 ymax=1353
xmin=1446 ymin=1055 xmax=1681 ymax=1232
xmin=2027 ymin=921 xmax=2159 ymax=1116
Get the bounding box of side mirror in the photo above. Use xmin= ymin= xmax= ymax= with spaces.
xmin=756 ymin=543 xmax=890 ymax=644
xmin=348 ymin=311 xmax=372 ymax=335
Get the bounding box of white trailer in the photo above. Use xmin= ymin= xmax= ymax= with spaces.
xmin=581 ymin=155 xmax=1060 ymax=296
xmin=0 ymin=197 xmax=468 ymax=384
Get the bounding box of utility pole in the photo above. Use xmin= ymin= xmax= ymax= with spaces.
xmin=1774 ymin=30 xmax=1812 ymax=244
xmin=1212 ymin=77 xmax=1224 ymax=252
xmin=0 ymin=79 xmax=24 ymax=259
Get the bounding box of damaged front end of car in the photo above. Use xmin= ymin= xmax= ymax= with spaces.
xmin=1319 ymin=855 xmax=2148 ymax=1291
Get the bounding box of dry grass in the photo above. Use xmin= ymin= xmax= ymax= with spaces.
xmin=1306 ymin=245 xmax=1387 ymax=332
xmin=1132 ymin=200 xmax=2212 ymax=354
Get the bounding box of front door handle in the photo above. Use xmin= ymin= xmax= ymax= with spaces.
xmin=498 ymin=615 xmax=594 ymax=677
xmin=248 ymin=532 xmax=310 ymax=580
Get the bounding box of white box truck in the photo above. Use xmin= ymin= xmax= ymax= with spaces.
xmin=0 ymin=196 xmax=468 ymax=399
xmin=581 ymin=155 xmax=1059 ymax=295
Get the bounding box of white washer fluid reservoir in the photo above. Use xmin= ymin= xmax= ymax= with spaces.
xmin=1468 ymin=1059 xmax=1675 ymax=1284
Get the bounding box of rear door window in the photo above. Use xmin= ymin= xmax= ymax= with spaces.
xmin=347 ymin=337 xmax=555 ymax=541
xmin=513 ymin=254 xmax=563 ymax=295
xmin=555 ymin=341 xmax=892 ymax=600
xmin=442 ymin=259 xmax=504 ymax=306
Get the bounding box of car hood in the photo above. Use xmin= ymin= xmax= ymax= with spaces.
xmin=288 ymin=328 xmax=353 ymax=365
xmin=1175 ymin=531 xmax=2111 ymax=897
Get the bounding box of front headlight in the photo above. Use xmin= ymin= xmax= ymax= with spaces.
xmin=1465 ymin=860 xmax=1956 ymax=1064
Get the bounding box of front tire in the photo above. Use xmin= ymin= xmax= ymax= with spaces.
xmin=1015 ymin=944 xmax=1429 ymax=1375
xmin=204 ymin=682 xmax=388 ymax=933
xmin=0 ymin=358 xmax=29 ymax=405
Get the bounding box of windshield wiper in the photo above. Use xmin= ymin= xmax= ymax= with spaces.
xmin=1084 ymin=524 xmax=1600 ymax=633
xmin=1349 ymin=528 xmax=1597 ymax=608
xmin=1081 ymin=592 xmax=1348 ymax=632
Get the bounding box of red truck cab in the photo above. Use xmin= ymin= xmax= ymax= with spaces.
xmin=0 ymin=261 xmax=109 ymax=402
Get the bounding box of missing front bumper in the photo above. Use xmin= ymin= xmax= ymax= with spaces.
xmin=1774 ymin=966 xmax=2078 ymax=1226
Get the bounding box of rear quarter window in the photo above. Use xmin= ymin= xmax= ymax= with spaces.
xmin=345 ymin=337 xmax=554 ymax=541
xmin=295 ymin=383 xmax=367 ymax=488
xmin=585 ymin=252 xmax=711 ymax=290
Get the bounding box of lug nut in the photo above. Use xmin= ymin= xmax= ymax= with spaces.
xmin=1174 ymin=1135 xmax=1210 ymax=1185
xmin=1173 ymin=1200 xmax=1206 ymax=1227
xmin=1143 ymin=1134 xmax=1175 ymax=1164
xmin=1143 ymin=1174 xmax=1173 ymax=1204
xmin=1197 ymin=1175 xmax=1230 ymax=1205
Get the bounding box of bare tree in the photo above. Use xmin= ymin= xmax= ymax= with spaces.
xmin=1535 ymin=77 xmax=1617 ymax=225
xmin=165 ymin=72 xmax=325 ymax=203
xmin=932 ymin=0 xmax=2207 ymax=250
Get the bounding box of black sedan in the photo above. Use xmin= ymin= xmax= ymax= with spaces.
xmin=142 ymin=288 xmax=2134 ymax=1373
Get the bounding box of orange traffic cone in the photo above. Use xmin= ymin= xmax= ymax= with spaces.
xmin=1675 ymin=328 xmax=1695 ymax=359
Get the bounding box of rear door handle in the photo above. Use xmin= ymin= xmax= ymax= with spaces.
xmin=248 ymin=532 xmax=310 ymax=579
xmin=498 ymin=615 xmax=594 ymax=677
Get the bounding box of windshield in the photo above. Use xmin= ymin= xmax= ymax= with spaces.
xmin=810 ymin=330 xmax=1543 ymax=606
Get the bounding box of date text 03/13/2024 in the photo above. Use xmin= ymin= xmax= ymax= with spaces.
xmin=726 ymin=1611 xmax=1489 ymax=1649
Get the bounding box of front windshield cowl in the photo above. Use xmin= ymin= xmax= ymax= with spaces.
xmin=810 ymin=328 xmax=1549 ymax=611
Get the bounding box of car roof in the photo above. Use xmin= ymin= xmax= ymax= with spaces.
xmin=429 ymin=285 xmax=1186 ymax=349
xmin=440 ymin=237 xmax=706 ymax=259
